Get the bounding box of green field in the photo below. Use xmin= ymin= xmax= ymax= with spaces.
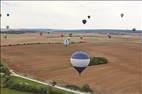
xmin=1 ymin=75 xmax=74 ymax=94
xmin=1 ymin=88 xmax=33 ymax=94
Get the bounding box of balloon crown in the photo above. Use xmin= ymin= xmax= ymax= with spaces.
xmin=71 ymin=51 xmax=90 ymax=59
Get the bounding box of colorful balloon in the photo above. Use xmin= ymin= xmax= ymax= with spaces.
xmin=70 ymin=51 xmax=90 ymax=75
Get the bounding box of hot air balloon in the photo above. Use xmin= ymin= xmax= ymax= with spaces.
xmin=88 ymin=16 xmax=91 ymax=19
xmin=69 ymin=33 xmax=72 ymax=37
xmin=39 ymin=32 xmax=43 ymax=36
xmin=70 ymin=51 xmax=90 ymax=75
xmin=132 ymin=28 xmax=136 ymax=31
xmin=80 ymin=36 xmax=84 ymax=43
xmin=82 ymin=19 xmax=87 ymax=24
xmin=0 ymin=14 xmax=1 ymax=17
xmin=7 ymin=13 xmax=10 ymax=17
xmin=64 ymin=39 xmax=70 ymax=47
xmin=6 ymin=26 xmax=9 ymax=29
xmin=120 ymin=13 xmax=124 ymax=18
xmin=107 ymin=33 xmax=111 ymax=39
xmin=61 ymin=34 xmax=64 ymax=38
xmin=80 ymin=36 xmax=83 ymax=40
xmin=4 ymin=35 xmax=7 ymax=39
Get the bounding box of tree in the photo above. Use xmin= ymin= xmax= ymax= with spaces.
xmin=81 ymin=84 xmax=93 ymax=93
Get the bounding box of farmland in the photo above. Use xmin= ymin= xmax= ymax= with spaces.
xmin=1 ymin=32 xmax=142 ymax=94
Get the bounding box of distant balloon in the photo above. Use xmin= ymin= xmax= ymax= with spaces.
xmin=39 ymin=32 xmax=43 ymax=36
xmin=69 ymin=33 xmax=72 ymax=37
xmin=6 ymin=26 xmax=10 ymax=30
xmin=70 ymin=51 xmax=90 ymax=75
xmin=64 ymin=39 xmax=70 ymax=47
xmin=82 ymin=19 xmax=87 ymax=24
xmin=88 ymin=16 xmax=91 ymax=19
xmin=7 ymin=13 xmax=10 ymax=17
xmin=0 ymin=14 xmax=1 ymax=17
xmin=120 ymin=13 xmax=124 ymax=18
xmin=132 ymin=28 xmax=136 ymax=31
xmin=107 ymin=33 xmax=111 ymax=39
xmin=61 ymin=34 xmax=64 ymax=37
xmin=80 ymin=36 xmax=83 ymax=40
xmin=4 ymin=35 xmax=7 ymax=39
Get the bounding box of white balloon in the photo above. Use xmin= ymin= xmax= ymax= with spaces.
xmin=64 ymin=39 xmax=70 ymax=46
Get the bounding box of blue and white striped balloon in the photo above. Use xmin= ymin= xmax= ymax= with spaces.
xmin=70 ymin=51 xmax=90 ymax=74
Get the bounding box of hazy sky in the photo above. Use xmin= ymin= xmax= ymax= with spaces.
xmin=1 ymin=1 xmax=142 ymax=30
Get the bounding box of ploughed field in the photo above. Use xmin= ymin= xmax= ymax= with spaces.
xmin=1 ymin=42 xmax=142 ymax=94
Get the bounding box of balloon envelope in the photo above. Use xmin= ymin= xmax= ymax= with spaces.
xmin=120 ymin=13 xmax=124 ymax=18
xmin=7 ymin=13 xmax=10 ymax=16
xmin=61 ymin=34 xmax=64 ymax=37
xmin=82 ymin=19 xmax=87 ymax=24
xmin=88 ymin=16 xmax=91 ymax=19
xmin=132 ymin=28 xmax=136 ymax=31
xmin=64 ymin=39 xmax=70 ymax=46
xmin=70 ymin=51 xmax=90 ymax=74
xmin=39 ymin=32 xmax=43 ymax=36
xmin=6 ymin=26 xmax=10 ymax=29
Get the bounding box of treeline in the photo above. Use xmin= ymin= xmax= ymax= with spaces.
xmin=1 ymin=30 xmax=38 ymax=34
xmin=0 ymin=60 xmax=11 ymax=88
xmin=5 ymin=79 xmax=48 ymax=94
xmin=0 ymin=42 xmax=42 ymax=47
xmin=89 ymin=57 xmax=108 ymax=66
xmin=65 ymin=84 xmax=93 ymax=93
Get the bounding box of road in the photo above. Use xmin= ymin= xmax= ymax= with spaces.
xmin=10 ymin=70 xmax=91 ymax=94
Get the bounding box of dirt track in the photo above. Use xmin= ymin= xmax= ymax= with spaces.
xmin=1 ymin=43 xmax=142 ymax=94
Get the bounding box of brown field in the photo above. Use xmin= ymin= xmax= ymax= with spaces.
xmin=1 ymin=32 xmax=141 ymax=45
xmin=1 ymin=33 xmax=142 ymax=94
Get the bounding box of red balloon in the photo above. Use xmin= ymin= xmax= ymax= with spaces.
xmin=39 ymin=32 xmax=43 ymax=36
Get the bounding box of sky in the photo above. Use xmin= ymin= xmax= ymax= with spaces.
xmin=1 ymin=1 xmax=142 ymax=30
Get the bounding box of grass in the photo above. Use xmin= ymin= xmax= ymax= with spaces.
xmin=10 ymin=76 xmax=45 ymax=87
xmin=8 ymin=76 xmax=74 ymax=94
xmin=1 ymin=75 xmax=74 ymax=94
xmin=1 ymin=88 xmax=33 ymax=94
